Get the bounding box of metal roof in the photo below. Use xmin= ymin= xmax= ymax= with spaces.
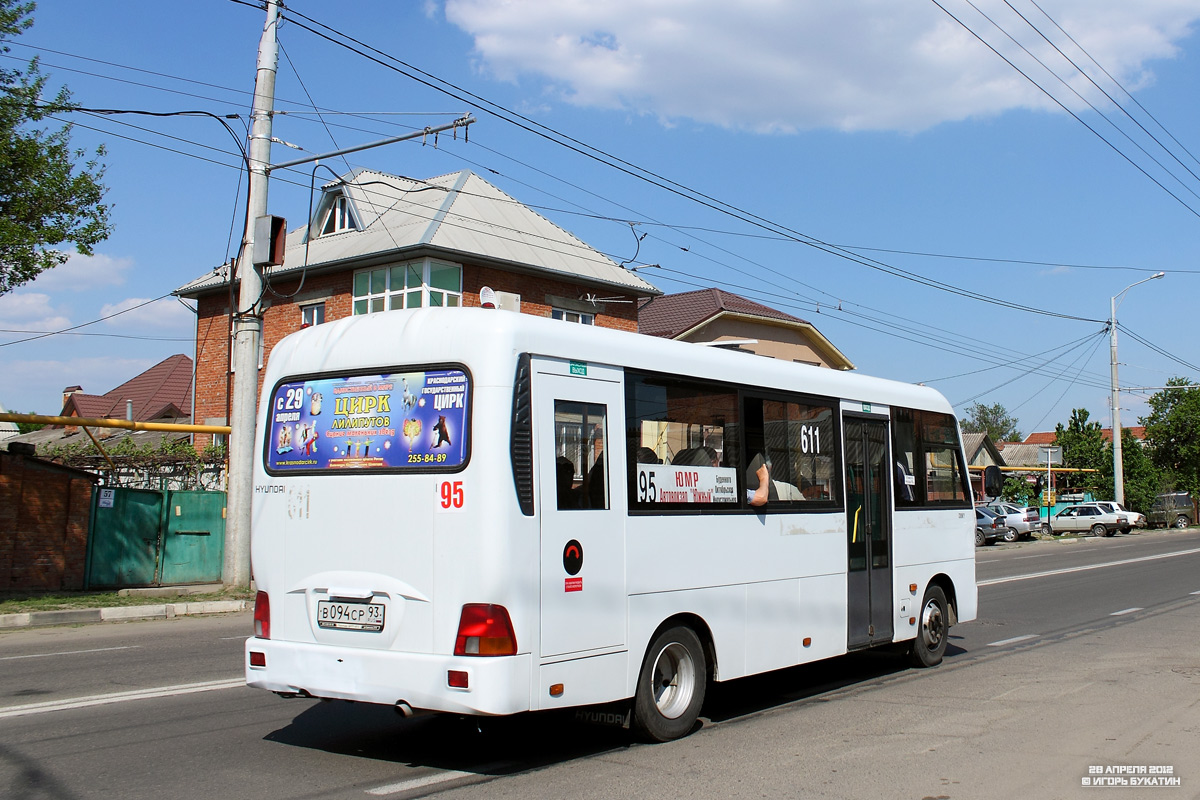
xmin=177 ymin=169 xmax=659 ymax=297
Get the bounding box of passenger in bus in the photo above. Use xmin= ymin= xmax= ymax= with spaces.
xmin=672 ymin=446 xmax=718 ymax=467
xmin=895 ymin=460 xmax=916 ymax=502
xmin=746 ymin=453 xmax=774 ymax=506
xmin=635 ymin=446 xmax=661 ymax=464
xmin=557 ymin=456 xmax=583 ymax=509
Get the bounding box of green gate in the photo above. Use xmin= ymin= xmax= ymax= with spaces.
xmin=159 ymin=490 xmax=226 ymax=584
xmin=87 ymin=488 xmax=226 ymax=588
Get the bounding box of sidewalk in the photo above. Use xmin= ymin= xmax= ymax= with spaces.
xmin=0 ymin=584 xmax=251 ymax=630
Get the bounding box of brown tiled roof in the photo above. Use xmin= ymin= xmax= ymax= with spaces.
xmin=61 ymin=354 xmax=193 ymax=421
xmin=1022 ymin=427 xmax=1146 ymax=446
xmin=1101 ymin=426 xmax=1145 ymax=443
xmin=1022 ymin=432 xmax=1056 ymax=445
xmin=638 ymin=288 xmax=808 ymax=338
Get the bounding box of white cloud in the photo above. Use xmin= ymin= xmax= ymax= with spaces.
xmin=0 ymin=292 xmax=72 ymax=332
xmin=99 ymin=296 xmax=194 ymax=334
xmin=443 ymin=0 xmax=1200 ymax=132
xmin=26 ymin=251 xmax=134 ymax=292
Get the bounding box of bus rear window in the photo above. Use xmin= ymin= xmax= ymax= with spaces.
xmin=264 ymin=367 xmax=470 ymax=474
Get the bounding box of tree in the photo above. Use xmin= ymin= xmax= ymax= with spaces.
xmin=1001 ymin=474 xmax=1038 ymax=506
xmin=15 ymin=411 xmax=42 ymax=433
xmin=0 ymin=0 xmax=111 ymax=295
xmin=961 ymin=402 xmax=1022 ymax=443
xmin=1142 ymin=378 xmax=1200 ymax=498
xmin=1054 ymin=408 xmax=1108 ymax=495
xmin=1118 ymin=427 xmax=1160 ymax=514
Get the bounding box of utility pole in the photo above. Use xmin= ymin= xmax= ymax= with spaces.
xmin=224 ymin=0 xmax=279 ymax=588
xmin=219 ymin=2 xmax=473 ymax=589
xmin=1109 ymin=271 xmax=1164 ymax=507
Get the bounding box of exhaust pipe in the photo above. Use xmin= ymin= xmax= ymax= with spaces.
xmin=394 ymin=700 xmax=415 ymax=718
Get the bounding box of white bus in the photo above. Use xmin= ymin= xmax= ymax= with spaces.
xmin=246 ymin=308 xmax=977 ymax=741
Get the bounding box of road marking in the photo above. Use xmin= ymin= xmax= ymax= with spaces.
xmin=0 ymin=678 xmax=245 ymax=719
xmin=0 ymin=646 xmax=140 ymax=662
xmin=1110 ymin=608 xmax=1143 ymax=616
xmin=366 ymin=770 xmax=476 ymax=796
xmin=978 ymin=547 xmax=1200 ymax=586
xmin=1191 ymin=591 xmax=1200 ymax=596
xmin=986 ymin=635 xmax=1038 ymax=647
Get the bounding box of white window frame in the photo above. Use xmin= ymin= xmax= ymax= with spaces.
xmin=319 ymin=194 xmax=358 ymax=236
xmin=352 ymin=259 xmax=462 ymax=316
xmin=552 ymin=308 xmax=595 ymax=325
xmin=300 ymin=302 xmax=326 ymax=328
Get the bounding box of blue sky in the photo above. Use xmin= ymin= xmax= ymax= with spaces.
xmin=2 ymin=0 xmax=1198 ymax=440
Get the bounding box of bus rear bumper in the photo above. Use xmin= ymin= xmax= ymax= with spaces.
xmin=244 ymin=638 xmax=532 ymax=716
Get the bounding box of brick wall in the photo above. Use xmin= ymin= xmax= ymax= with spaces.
xmin=0 ymin=452 xmax=97 ymax=591
xmin=190 ymin=261 xmax=644 ymax=449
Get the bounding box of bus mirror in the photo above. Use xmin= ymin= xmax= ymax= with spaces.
xmin=984 ymin=466 xmax=1002 ymax=498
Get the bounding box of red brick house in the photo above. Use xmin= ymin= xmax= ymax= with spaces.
xmin=638 ymin=288 xmax=854 ymax=369
xmin=176 ymin=168 xmax=661 ymax=448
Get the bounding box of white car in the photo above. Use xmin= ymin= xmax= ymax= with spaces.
xmin=1042 ymin=504 xmax=1124 ymax=537
xmin=985 ymin=502 xmax=1040 ymax=542
xmin=1083 ymin=501 xmax=1144 ymax=533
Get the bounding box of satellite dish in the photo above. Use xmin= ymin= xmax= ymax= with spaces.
xmin=480 ymin=286 xmax=497 ymax=309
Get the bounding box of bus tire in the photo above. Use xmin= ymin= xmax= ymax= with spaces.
xmin=909 ymin=585 xmax=949 ymax=668
xmin=632 ymin=625 xmax=706 ymax=742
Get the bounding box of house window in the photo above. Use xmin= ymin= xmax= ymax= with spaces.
xmin=319 ymin=194 xmax=358 ymax=235
xmin=352 ymin=259 xmax=462 ymax=315
xmin=552 ymin=309 xmax=594 ymax=325
xmin=300 ymin=303 xmax=325 ymax=328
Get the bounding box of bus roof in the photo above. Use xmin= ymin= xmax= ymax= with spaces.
xmin=262 ymin=308 xmax=954 ymax=416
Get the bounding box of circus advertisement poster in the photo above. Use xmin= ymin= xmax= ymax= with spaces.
xmin=265 ymin=368 xmax=469 ymax=472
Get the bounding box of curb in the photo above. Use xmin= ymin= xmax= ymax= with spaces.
xmin=0 ymin=599 xmax=249 ymax=630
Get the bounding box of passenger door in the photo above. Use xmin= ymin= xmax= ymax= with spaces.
xmin=534 ymin=359 xmax=627 ymax=659
xmin=844 ymin=415 xmax=894 ymax=649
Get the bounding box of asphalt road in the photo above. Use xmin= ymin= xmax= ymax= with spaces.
xmin=2 ymin=528 xmax=1198 ymax=800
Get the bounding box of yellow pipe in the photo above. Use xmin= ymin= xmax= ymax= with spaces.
xmin=0 ymin=412 xmax=231 ymax=435
xmin=966 ymin=464 xmax=1098 ymax=473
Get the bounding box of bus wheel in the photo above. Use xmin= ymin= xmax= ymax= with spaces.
xmin=632 ymin=626 xmax=706 ymax=742
xmin=909 ymin=586 xmax=948 ymax=668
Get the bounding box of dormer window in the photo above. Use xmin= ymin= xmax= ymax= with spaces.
xmin=318 ymin=194 xmax=358 ymax=236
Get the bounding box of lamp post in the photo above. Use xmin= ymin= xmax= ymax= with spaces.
xmin=1110 ymin=271 xmax=1165 ymax=505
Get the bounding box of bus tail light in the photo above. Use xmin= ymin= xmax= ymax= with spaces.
xmin=254 ymin=591 xmax=271 ymax=639
xmin=454 ymin=604 xmax=517 ymax=656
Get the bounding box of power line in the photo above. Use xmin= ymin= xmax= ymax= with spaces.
xmin=276 ymin=5 xmax=1105 ymax=324
xmin=0 ymin=294 xmax=176 ymax=347
xmin=930 ymin=0 xmax=1200 ymax=222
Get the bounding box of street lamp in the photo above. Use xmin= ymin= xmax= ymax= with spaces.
xmin=1110 ymin=271 xmax=1165 ymax=505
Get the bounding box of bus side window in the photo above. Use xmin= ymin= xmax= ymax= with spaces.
xmin=554 ymin=400 xmax=608 ymax=510
xmin=747 ymin=395 xmax=839 ymax=505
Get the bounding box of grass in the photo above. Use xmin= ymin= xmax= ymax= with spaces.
xmin=0 ymin=588 xmax=255 ymax=615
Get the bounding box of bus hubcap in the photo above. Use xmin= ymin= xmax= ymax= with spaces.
xmin=651 ymin=642 xmax=696 ymax=719
xmin=921 ymin=599 xmax=944 ymax=649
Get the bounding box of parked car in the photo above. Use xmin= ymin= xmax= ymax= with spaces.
xmin=975 ymin=507 xmax=1004 ymax=547
xmin=1147 ymin=492 xmax=1195 ymax=529
xmin=1041 ymin=504 xmax=1123 ymax=537
xmin=1083 ymin=501 xmax=1144 ymax=533
xmin=985 ymin=502 xmax=1040 ymax=542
